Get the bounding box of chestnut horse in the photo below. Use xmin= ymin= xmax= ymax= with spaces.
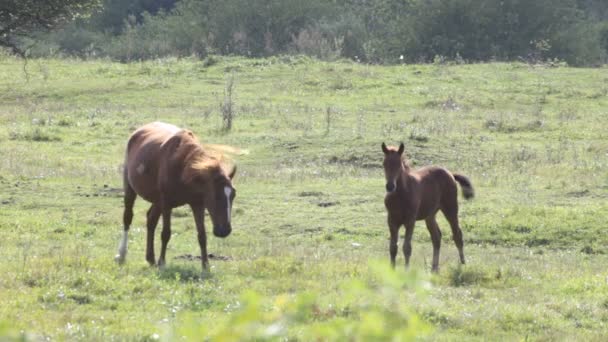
xmin=115 ymin=122 xmax=237 ymax=273
xmin=382 ymin=143 xmax=473 ymax=272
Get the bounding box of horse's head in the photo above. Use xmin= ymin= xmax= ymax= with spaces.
xmin=381 ymin=142 xmax=405 ymax=193
xmin=205 ymin=165 xmax=236 ymax=238
xmin=184 ymin=158 xmax=237 ymax=238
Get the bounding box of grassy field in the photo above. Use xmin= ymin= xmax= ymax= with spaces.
xmin=0 ymin=55 xmax=607 ymax=340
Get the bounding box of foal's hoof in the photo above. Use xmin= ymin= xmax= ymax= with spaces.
xmin=114 ymin=254 xmax=126 ymax=264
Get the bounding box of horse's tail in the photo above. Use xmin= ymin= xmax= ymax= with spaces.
xmin=453 ymin=173 xmax=474 ymax=200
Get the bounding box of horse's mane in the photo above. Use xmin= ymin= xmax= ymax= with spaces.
xmin=178 ymin=132 xmax=234 ymax=184
xmin=182 ymin=150 xmax=224 ymax=184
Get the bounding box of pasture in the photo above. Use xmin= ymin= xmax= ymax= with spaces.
xmin=0 ymin=55 xmax=607 ymax=340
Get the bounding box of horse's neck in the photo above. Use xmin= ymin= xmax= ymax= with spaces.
xmin=181 ymin=145 xmax=218 ymax=182
xmin=183 ymin=144 xmax=206 ymax=163
xmin=396 ymin=167 xmax=408 ymax=189
xmin=396 ymin=164 xmax=410 ymax=190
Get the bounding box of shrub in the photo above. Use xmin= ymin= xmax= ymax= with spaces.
xmin=22 ymin=0 xmax=608 ymax=66
xmin=171 ymin=262 xmax=431 ymax=340
xmin=9 ymin=127 xmax=61 ymax=142
xmin=291 ymin=26 xmax=343 ymax=60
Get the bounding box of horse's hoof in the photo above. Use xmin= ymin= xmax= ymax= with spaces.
xmin=114 ymin=254 xmax=126 ymax=264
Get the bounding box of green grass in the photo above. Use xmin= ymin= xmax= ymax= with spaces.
xmin=0 ymin=55 xmax=607 ymax=340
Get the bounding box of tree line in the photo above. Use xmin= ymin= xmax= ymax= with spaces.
xmin=10 ymin=0 xmax=608 ymax=65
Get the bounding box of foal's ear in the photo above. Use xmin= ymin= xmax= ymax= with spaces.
xmin=228 ymin=165 xmax=237 ymax=180
xmin=398 ymin=143 xmax=405 ymax=155
xmin=381 ymin=142 xmax=389 ymax=154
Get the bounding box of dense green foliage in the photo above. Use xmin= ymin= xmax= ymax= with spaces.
xmin=85 ymin=0 xmax=178 ymax=34
xmin=22 ymin=0 xmax=608 ymax=65
xmin=1 ymin=56 xmax=607 ymax=339
xmin=0 ymin=0 xmax=101 ymax=56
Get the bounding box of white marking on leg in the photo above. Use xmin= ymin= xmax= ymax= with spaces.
xmin=224 ymin=186 xmax=232 ymax=223
xmin=115 ymin=230 xmax=128 ymax=263
xmin=136 ymin=163 xmax=145 ymax=175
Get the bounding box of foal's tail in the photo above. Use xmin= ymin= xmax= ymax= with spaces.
xmin=453 ymin=173 xmax=474 ymax=200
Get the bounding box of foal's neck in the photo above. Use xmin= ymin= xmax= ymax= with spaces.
xmin=396 ymin=160 xmax=410 ymax=190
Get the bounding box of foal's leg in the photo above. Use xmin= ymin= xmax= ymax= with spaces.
xmin=158 ymin=206 xmax=173 ymax=268
xmin=425 ymin=215 xmax=443 ymax=272
xmin=115 ymin=181 xmax=136 ymax=264
xmin=388 ymin=217 xmax=401 ymax=269
xmin=403 ymin=220 xmax=416 ymax=269
xmin=442 ymin=205 xmax=465 ymax=264
xmin=190 ymin=204 xmax=209 ymax=272
xmin=145 ymin=204 xmax=161 ymax=266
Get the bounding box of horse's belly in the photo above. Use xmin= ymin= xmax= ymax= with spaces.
xmin=128 ymin=173 xmax=160 ymax=203
xmin=126 ymin=147 xmax=162 ymax=203
xmin=416 ymin=205 xmax=437 ymax=220
xmin=124 ymin=122 xmax=183 ymax=204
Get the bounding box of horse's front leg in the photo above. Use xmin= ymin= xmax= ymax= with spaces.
xmin=403 ymin=219 xmax=416 ymax=269
xmin=158 ymin=205 xmax=173 ymax=268
xmin=388 ymin=217 xmax=400 ymax=269
xmin=190 ymin=204 xmax=209 ymax=272
xmin=425 ymin=216 xmax=442 ymax=272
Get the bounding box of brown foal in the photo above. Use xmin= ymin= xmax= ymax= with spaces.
xmin=382 ymin=143 xmax=474 ymax=272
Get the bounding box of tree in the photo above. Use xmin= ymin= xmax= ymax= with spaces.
xmin=0 ymin=0 xmax=100 ymax=57
xmin=89 ymin=0 xmax=179 ymax=34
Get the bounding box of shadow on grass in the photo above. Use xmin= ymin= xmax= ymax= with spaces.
xmin=157 ymin=254 xmax=232 ymax=281
xmin=438 ymin=264 xmax=522 ymax=288
xmin=158 ymin=264 xmax=213 ymax=282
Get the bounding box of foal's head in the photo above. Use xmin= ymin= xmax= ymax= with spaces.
xmin=184 ymin=157 xmax=237 ymax=238
xmin=382 ymin=142 xmax=405 ymax=193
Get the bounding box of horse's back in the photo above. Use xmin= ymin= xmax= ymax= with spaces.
xmin=127 ymin=122 xmax=180 ymax=150
xmin=125 ymin=122 xmax=183 ymax=202
xmin=415 ymin=166 xmax=458 ymax=216
xmin=415 ymin=166 xmax=453 ymax=182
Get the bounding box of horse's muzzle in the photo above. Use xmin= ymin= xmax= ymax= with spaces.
xmin=213 ymin=225 xmax=232 ymax=238
xmin=386 ymin=182 xmax=396 ymax=193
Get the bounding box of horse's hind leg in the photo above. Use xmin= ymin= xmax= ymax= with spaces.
xmin=158 ymin=206 xmax=173 ymax=268
xmin=116 ymin=179 xmax=136 ymax=264
xmin=442 ymin=204 xmax=465 ymax=265
xmin=145 ymin=204 xmax=161 ymax=266
xmin=425 ymin=215 xmax=442 ymax=272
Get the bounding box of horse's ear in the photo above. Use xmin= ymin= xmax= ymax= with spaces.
xmin=228 ymin=165 xmax=237 ymax=180
xmin=398 ymin=143 xmax=405 ymax=155
xmin=381 ymin=142 xmax=389 ymax=154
